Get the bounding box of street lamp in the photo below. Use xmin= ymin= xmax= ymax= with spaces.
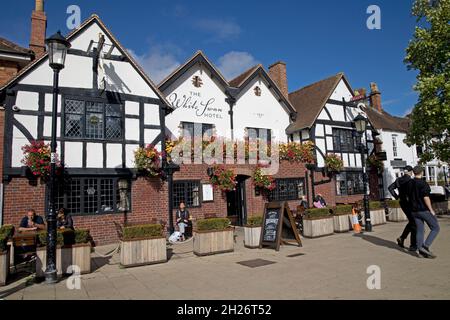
xmin=44 ymin=31 xmax=70 ymax=284
xmin=354 ymin=114 xmax=372 ymax=232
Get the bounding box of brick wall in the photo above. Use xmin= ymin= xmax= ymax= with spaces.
xmin=2 ymin=162 xmax=365 ymax=245
xmin=2 ymin=176 xmax=169 ymax=245
xmin=29 ymin=10 xmax=47 ymax=57
xmin=0 ymin=60 xmax=20 ymax=87
xmin=0 ymin=108 xmax=4 ymax=179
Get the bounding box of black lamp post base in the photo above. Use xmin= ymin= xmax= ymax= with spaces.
xmin=365 ymin=223 xmax=373 ymax=232
xmin=45 ymin=270 xmax=58 ymax=284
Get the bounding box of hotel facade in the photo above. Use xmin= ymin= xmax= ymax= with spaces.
xmin=1 ymin=3 xmax=443 ymax=244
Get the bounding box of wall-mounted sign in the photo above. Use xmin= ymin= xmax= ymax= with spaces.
xmin=168 ymin=91 xmax=225 ymax=119
xmin=202 ymin=183 xmax=214 ymax=202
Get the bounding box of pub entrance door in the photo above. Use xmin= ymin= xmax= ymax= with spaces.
xmin=226 ymin=175 xmax=248 ymax=226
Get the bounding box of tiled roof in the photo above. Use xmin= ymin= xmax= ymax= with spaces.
xmin=0 ymin=37 xmax=33 ymax=56
xmin=228 ymin=65 xmax=260 ymax=88
xmin=286 ymin=73 xmax=343 ymax=133
xmin=364 ymin=106 xmax=410 ymax=133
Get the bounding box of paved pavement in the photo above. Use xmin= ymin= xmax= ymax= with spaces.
xmin=1 ymin=215 xmax=450 ymax=300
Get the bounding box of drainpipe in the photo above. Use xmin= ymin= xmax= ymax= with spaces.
xmin=226 ymin=96 xmax=236 ymax=141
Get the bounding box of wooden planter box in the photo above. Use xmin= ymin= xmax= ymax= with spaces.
xmin=193 ymin=228 xmax=234 ymax=256
xmin=333 ymin=214 xmax=351 ymax=233
xmin=244 ymin=226 xmax=261 ymax=248
xmin=120 ymin=237 xmax=167 ymax=268
xmin=387 ymin=207 xmax=408 ymax=222
xmin=303 ymin=217 xmax=334 ymax=238
xmin=0 ymin=246 xmax=10 ymax=286
xmin=36 ymin=244 xmax=91 ymax=278
xmin=361 ymin=209 xmax=386 ymax=226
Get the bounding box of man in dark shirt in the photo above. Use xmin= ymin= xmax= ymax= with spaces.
xmin=19 ymin=209 xmax=45 ymax=232
xmin=407 ymin=166 xmax=440 ymax=258
xmin=388 ymin=165 xmax=416 ymax=250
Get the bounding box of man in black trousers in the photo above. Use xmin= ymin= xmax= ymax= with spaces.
xmin=388 ymin=165 xmax=416 ymax=251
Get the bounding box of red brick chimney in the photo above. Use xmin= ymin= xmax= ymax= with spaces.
xmin=29 ymin=0 xmax=47 ymax=57
xmin=369 ymin=82 xmax=382 ymax=112
xmin=268 ymin=61 xmax=288 ymax=99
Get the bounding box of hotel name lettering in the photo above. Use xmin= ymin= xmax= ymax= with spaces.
xmin=168 ymin=91 xmax=224 ymax=119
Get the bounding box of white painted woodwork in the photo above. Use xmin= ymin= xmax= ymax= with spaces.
xmin=15 ymin=91 xmax=38 ymax=111
xmin=64 ymin=141 xmax=83 ymax=167
xmin=387 ymin=208 xmax=408 ymax=222
xmin=106 ymin=143 xmax=122 ymax=168
xmin=86 ymin=143 xmax=103 ymax=168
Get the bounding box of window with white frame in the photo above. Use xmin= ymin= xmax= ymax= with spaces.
xmin=392 ymin=134 xmax=398 ymax=157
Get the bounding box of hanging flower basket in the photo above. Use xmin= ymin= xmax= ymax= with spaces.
xmin=209 ymin=165 xmax=237 ymax=192
xmin=279 ymin=141 xmax=315 ymax=163
xmin=134 ymin=144 xmax=162 ymax=177
xmin=324 ymin=153 xmax=344 ymax=173
xmin=21 ymin=140 xmax=62 ymax=180
xmin=252 ymin=165 xmax=276 ymax=191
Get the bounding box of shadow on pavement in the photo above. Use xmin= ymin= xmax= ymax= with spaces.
xmin=91 ymin=256 xmax=112 ymax=273
xmin=354 ymin=233 xmax=418 ymax=257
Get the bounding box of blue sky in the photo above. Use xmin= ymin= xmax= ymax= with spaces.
xmin=0 ymin=0 xmax=420 ymax=117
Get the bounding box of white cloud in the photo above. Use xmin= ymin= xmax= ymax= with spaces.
xmin=128 ymin=44 xmax=181 ymax=84
xmin=195 ymin=19 xmax=241 ymax=41
xmin=216 ymin=51 xmax=259 ymax=80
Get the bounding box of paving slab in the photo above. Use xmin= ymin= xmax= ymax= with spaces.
xmin=1 ymin=215 xmax=450 ymax=300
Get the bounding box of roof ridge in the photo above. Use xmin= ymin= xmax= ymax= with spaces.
xmin=228 ymin=64 xmax=260 ymax=87
xmin=289 ymin=72 xmax=342 ymax=96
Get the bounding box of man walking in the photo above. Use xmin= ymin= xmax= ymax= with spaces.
xmin=388 ymin=165 xmax=416 ymax=251
xmin=407 ymin=166 xmax=440 ymax=258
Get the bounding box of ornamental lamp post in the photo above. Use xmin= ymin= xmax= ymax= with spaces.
xmin=44 ymin=31 xmax=70 ymax=284
xmin=354 ymin=114 xmax=372 ymax=232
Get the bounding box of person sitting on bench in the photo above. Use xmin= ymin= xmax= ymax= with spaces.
xmin=19 ymin=209 xmax=45 ymax=232
xmin=176 ymin=202 xmax=190 ymax=241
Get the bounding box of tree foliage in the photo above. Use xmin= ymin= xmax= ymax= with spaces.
xmin=404 ymin=0 xmax=450 ymax=163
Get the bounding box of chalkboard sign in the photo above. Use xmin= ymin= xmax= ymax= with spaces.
xmin=260 ymin=201 xmax=302 ymax=251
xmin=262 ymin=208 xmax=281 ymax=242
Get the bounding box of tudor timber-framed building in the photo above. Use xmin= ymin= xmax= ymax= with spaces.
xmin=0 ymin=14 xmax=174 ymax=244
xmin=0 ymin=1 xmax=422 ymax=245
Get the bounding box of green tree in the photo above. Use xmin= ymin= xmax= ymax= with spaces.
xmin=404 ymin=0 xmax=450 ymax=163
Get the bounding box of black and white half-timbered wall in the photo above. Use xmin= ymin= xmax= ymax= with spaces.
xmin=0 ymin=15 xmax=171 ymax=244
xmin=287 ymin=73 xmax=377 ymax=203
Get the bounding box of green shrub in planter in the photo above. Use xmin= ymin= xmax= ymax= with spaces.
xmin=37 ymin=229 xmax=75 ymax=247
xmin=386 ymin=199 xmax=401 ymax=208
xmin=122 ymin=224 xmax=163 ymax=240
xmin=0 ymin=224 xmax=15 ymax=239
xmin=304 ymin=208 xmax=332 ymax=220
xmin=196 ymin=218 xmax=231 ymax=231
xmin=74 ymin=229 xmax=90 ymax=244
xmin=369 ymin=201 xmax=382 ymax=210
xmin=333 ymin=205 xmax=353 ymax=215
xmin=245 ymin=216 xmax=262 ymax=227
